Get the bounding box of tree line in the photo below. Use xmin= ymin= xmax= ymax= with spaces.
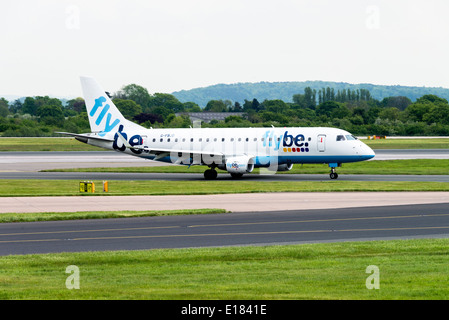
xmin=1 ymin=83 xmax=449 ymax=137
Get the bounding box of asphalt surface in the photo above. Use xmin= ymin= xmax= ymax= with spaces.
xmin=1 ymin=203 xmax=449 ymax=256
xmin=1 ymin=171 xmax=449 ymax=182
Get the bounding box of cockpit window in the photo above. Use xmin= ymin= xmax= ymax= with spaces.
xmin=336 ymin=135 xmax=346 ymax=141
xmin=345 ymin=135 xmax=357 ymax=140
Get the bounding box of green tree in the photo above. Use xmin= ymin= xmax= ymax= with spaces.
xmin=204 ymin=100 xmax=228 ymax=112
xmin=416 ymin=94 xmax=448 ymax=105
xmin=37 ymin=104 xmax=64 ymax=125
xmin=148 ymin=93 xmax=184 ymax=113
xmin=66 ymin=97 xmax=85 ymax=113
xmin=316 ymin=101 xmax=342 ymax=117
xmin=22 ymin=97 xmax=37 ymax=115
xmin=113 ymin=99 xmax=143 ymax=119
xmin=0 ymin=98 xmax=9 ymax=117
xmin=164 ymin=114 xmax=191 ymax=128
xmin=10 ymin=99 xmax=23 ymax=114
xmin=379 ymin=107 xmax=400 ymax=121
xmin=262 ymin=99 xmax=288 ymax=114
xmin=115 ymin=84 xmax=151 ymax=110
xmin=330 ymin=104 xmax=351 ymax=119
xmin=304 ymin=87 xmax=316 ymax=108
xmin=380 ymin=96 xmax=411 ymax=110
xmin=148 ymin=105 xmax=172 ymax=121
xmin=404 ymin=103 xmax=431 ymax=122
xmin=182 ymin=101 xmax=201 ymax=112
xmin=423 ymin=103 xmax=449 ymax=125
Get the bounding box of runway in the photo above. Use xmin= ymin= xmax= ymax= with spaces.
xmin=1 ymin=203 xmax=449 ymax=256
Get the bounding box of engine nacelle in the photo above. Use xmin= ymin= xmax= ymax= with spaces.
xmin=266 ymin=163 xmax=294 ymax=172
xmin=277 ymin=163 xmax=293 ymax=171
xmin=225 ymin=156 xmax=254 ymax=174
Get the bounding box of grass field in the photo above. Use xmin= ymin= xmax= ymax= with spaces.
xmin=0 ymin=208 xmax=227 ymax=223
xmin=1 ymin=238 xmax=448 ymax=299
xmin=3 ymin=179 xmax=449 ymax=197
xmin=46 ymin=159 xmax=449 ymax=175
xmin=0 ymin=137 xmax=99 ymax=151
xmin=364 ymin=137 xmax=449 ymax=149
xmin=1 ymin=137 xmax=449 ymax=151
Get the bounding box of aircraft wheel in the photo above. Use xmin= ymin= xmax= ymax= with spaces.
xmin=204 ymin=169 xmax=218 ymax=180
xmin=330 ymin=172 xmax=338 ymax=179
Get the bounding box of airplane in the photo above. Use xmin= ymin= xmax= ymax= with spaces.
xmin=58 ymin=77 xmax=375 ymax=180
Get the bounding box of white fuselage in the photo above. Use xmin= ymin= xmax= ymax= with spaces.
xmin=88 ymin=126 xmax=375 ymax=169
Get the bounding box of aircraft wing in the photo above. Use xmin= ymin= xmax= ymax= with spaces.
xmin=56 ymin=132 xmax=114 ymax=142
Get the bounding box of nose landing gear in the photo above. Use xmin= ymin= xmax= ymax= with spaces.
xmin=329 ymin=167 xmax=338 ymax=179
xmin=328 ymin=163 xmax=340 ymax=180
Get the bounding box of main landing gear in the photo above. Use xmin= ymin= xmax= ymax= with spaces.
xmin=204 ymin=168 xmax=218 ymax=180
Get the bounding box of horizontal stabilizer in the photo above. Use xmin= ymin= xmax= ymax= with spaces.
xmin=56 ymin=132 xmax=114 ymax=143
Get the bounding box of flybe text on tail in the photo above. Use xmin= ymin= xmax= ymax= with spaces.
xmin=90 ymin=96 xmax=120 ymax=136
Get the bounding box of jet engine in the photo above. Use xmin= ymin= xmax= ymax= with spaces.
xmin=224 ymin=156 xmax=255 ymax=174
xmin=265 ymin=163 xmax=294 ymax=172
xmin=276 ymin=163 xmax=293 ymax=171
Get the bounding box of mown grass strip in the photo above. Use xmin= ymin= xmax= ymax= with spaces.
xmin=2 ymin=179 xmax=449 ymax=197
xmin=0 ymin=137 xmax=99 ymax=152
xmin=44 ymin=159 xmax=449 ymax=175
xmin=0 ymin=209 xmax=227 ymax=223
xmin=1 ymin=238 xmax=449 ymax=299
xmin=364 ymin=138 xmax=449 ymax=149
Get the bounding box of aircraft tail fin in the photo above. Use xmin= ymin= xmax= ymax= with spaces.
xmin=80 ymin=76 xmax=144 ymax=135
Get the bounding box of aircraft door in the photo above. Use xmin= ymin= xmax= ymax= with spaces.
xmin=317 ymin=134 xmax=326 ymax=152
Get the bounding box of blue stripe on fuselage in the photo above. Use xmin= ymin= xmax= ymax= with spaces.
xmin=253 ymin=154 xmax=374 ymax=166
xmin=134 ymin=154 xmax=374 ymax=166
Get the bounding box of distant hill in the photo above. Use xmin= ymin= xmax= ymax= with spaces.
xmin=171 ymin=81 xmax=449 ymax=107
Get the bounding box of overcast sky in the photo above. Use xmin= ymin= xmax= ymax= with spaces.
xmin=1 ymin=0 xmax=448 ymax=98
